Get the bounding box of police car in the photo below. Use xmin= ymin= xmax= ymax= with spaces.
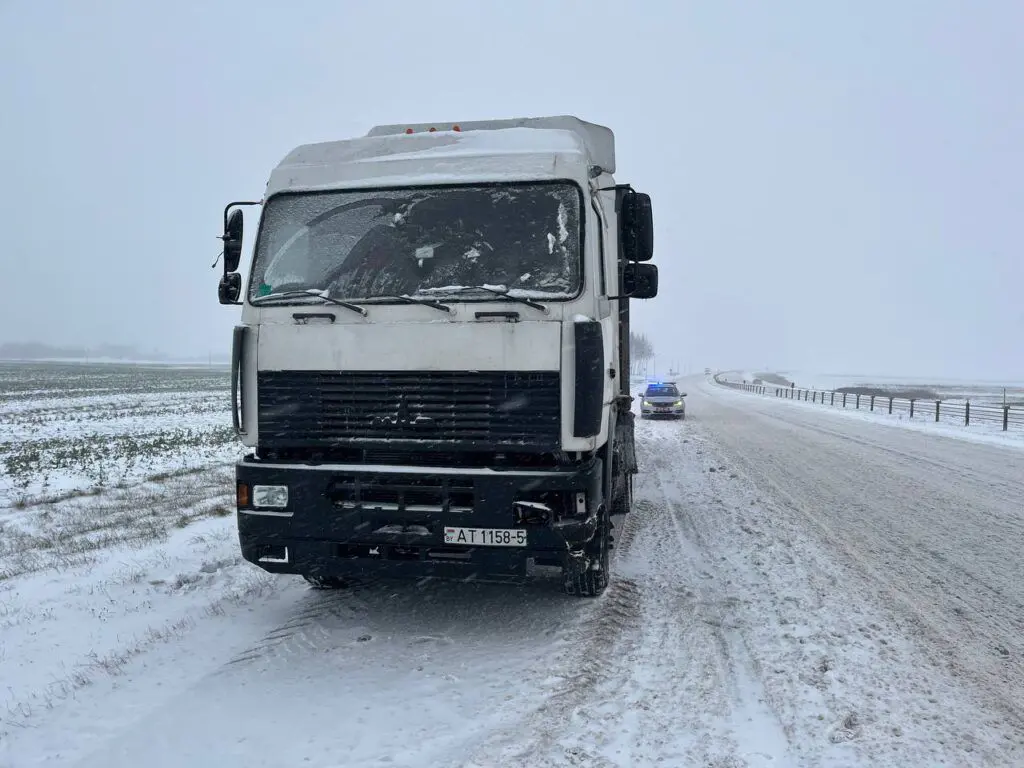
xmin=639 ymin=381 xmax=687 ymax=419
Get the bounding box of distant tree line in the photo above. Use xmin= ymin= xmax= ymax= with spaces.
xmin=629 ymin=331 xmax=654 ymax=376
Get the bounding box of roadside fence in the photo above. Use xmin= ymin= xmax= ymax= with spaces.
xmin=712 ymin=374 xmax=1024 ymax=433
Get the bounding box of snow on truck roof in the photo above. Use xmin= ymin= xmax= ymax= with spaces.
xmin=366 ymin=116 xmax=615 ymax=173
xmin=264 ymin=116 xmax=615 ymax=197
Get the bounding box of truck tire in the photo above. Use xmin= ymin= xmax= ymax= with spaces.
xmin=562 ymin=509 xmax=611 ymax=597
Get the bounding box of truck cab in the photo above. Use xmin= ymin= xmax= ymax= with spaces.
xmin=215 ymin=116 xmax=658 ymax=596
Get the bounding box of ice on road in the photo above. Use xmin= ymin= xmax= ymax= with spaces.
xmin=2 ymin=381 xmax=1023 ymax=767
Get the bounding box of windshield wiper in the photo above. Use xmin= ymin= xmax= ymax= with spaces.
xmin=429 ymin=285 xmax=548 ymax=312
xmin=370 ymin=295 xmax=452 ymax=314
xmin=250 ymin=289 xmax=367 ymax=316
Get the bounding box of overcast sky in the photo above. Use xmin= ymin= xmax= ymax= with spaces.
xmin=1 ymin=1 xmax=1021 ymax=380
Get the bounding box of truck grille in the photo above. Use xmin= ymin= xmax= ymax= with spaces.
xmin=257 ymin=370 xmax=561 ymax=450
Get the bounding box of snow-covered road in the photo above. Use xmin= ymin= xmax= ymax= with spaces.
xmin=701 ymin=382 xmax=1024 ymax=726
xmin=3 ymin=381 xmax=1023 ymax=767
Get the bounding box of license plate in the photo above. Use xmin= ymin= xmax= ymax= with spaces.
xmin=443 ymin=526 xmax=527 ymax=547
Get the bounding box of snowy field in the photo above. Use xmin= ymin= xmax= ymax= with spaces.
xmin=2 ymin=366 xmax=1024 ymax=766
xmin=0 ymin=362 xmax=239 ymax=507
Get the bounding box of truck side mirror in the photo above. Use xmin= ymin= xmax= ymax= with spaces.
xmin=222 ymin=208 xmax=245 ymax=273
xmin=218 ymin=272 xmax=242 ymax=304
xmin=622 ymin=262 xmax=658 ymax=299
xmin=620 ymin=191 xmax=654 ymax=262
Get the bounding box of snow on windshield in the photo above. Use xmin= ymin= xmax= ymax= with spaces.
xmin=249 ymin=182 xmax=582 ymax=302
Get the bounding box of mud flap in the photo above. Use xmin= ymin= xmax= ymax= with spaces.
xmin=561 ymin=511 xmax=610 ymax=597
xmin=611 ymin=409 xmax=638 ymax=514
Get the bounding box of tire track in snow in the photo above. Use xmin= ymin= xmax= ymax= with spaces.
xmin=223 ymin=589 xmax=366 ymax=666
xmin=459 ymin=419 xmax=792 ymax=768
xmin=457 ymin=563 xmax=646 ymax=767
xmin=628 ymin=426 xmax=792 ymax=766
xmin=691 ymin=384 xmax=1024 ymax=764
xmin=742 ymin=402 xmax=1023 ymax=511
xmin=700 ymin=390 xmax=1024 ymax=727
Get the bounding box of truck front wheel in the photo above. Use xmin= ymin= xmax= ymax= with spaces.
xmin=562 ymin=509 xmax=611 ymax=597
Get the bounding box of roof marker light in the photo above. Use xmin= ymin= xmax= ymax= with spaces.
xmin=428 ymin=126 xmax=437 ymax=132
xmin=405 ymin=128 xmax=414 ymax=134
xmin=452 ymin=124 xmax=461 ymax=132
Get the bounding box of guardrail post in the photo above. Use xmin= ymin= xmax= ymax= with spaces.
xmin=831 ymin=392 xmax=835 ymax=406
xmin=842 ymin=393 xmax=847 ymax=408
xmin=965 ymin=400 xmax=970 ymax=426
xmin=910 ymin=399 xmax=915 ymax=418
xmin=888 ymin=397 xmax=893 ymax=414
xmin=856 ymin=394 xmax=861 ymax=409
xmin=1004 ymin=406 xmax=1010 ymax=431
xmin=935 ymin=400 xmax=941 ymax=423
xmin=870 ymin=395 xmax=875 ymax=411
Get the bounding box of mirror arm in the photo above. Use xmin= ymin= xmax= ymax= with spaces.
xmin=222 ymin=201 xmax=262 ymax=232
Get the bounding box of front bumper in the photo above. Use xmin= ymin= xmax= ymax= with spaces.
xmin=235 ymin=455 xmax=604 ymax=581
xmin=640 ymin=402 xmax=685 ymax=417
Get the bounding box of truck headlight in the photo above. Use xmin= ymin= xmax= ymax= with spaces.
xmin=252 ymin=484 xmax=289 ymax=509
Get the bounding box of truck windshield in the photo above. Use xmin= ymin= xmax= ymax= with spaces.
xmin=248 ymin=182 xmax=582 ymax=303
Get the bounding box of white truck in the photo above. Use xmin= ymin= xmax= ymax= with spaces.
xmin=215 ymin=116 xmax=658 ymax=596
